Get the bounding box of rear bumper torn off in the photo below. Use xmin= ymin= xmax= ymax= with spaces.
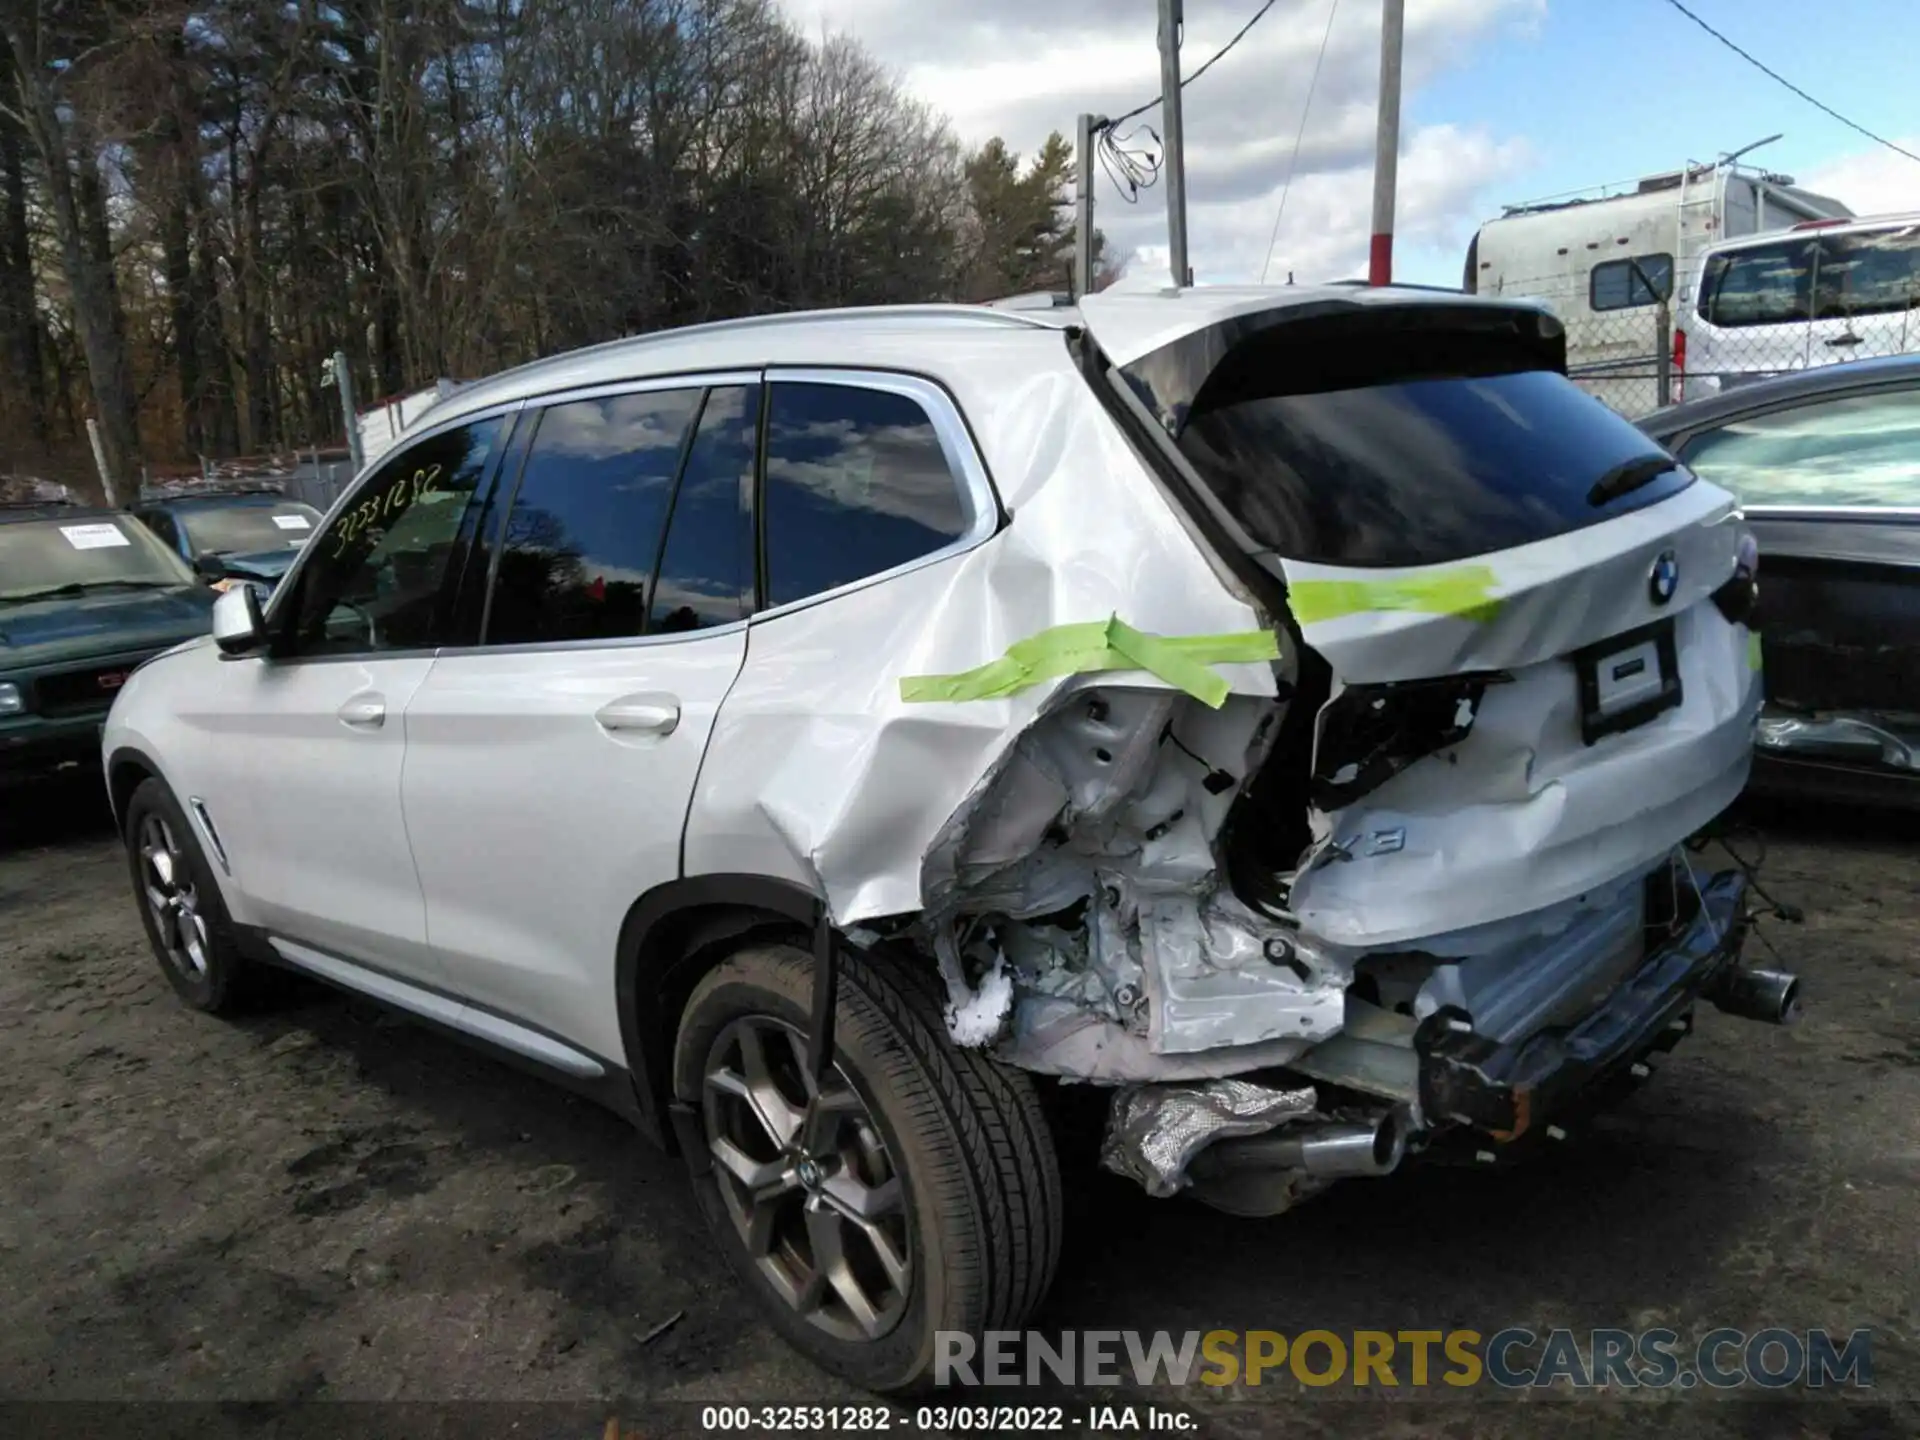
xmin=1417 ymin=867 xmax=1751 ymax=1140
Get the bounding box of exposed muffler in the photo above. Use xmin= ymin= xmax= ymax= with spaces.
xmin=1707 ymin=966 xmax=1802 ymax=1026
xmin=1191 ymin=1110 xmax=1408 ymax=1182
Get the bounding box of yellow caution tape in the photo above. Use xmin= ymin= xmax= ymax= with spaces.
xmin=899 ymin=616 xmax=1281 ymax=709
xmin=1286 ymin=565 xmax=1504 ymax=625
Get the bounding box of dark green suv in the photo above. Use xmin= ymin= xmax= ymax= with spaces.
xmin=0 ymin=495 xmax=214 ymax=788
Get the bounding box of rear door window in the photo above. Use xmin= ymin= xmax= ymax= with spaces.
xmin=1675 ymin=387 xmax=1920 ymax=508
xmin=760 ymin=381 xmax=973 ymax=608
xmin=1154 ymin=327 xmax=1692 ymax=568
xmin=484 ymin=389 xmax=701 ymax=645
xmin=1697 ymin=239 xmax=1817 ymax=327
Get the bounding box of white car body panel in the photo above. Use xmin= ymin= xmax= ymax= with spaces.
xmin=111 ymin=648 xmax=441 ymax=980
xmin=684 ymin=343 xmax=1275 ymax=925
xmin=400 ymin=630 xmax=749 ymax=1063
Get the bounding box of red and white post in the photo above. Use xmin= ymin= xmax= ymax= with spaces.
xmin=1368 ymin=0 xmax=1405 ymax=286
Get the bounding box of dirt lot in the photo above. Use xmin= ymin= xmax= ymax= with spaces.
xmin=1 ymin=779 xmax=1916 ymax=1439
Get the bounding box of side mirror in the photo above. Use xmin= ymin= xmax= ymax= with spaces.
xmin=211 ymin=582 xmax=267 ymax=656
xmin=193 ymin=553 xmax=227 ymax=581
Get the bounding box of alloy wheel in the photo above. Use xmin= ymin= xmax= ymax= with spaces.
xmin=701 ymin=1015 xmax=911 ymax=1343
xmin=140 ymin=813 xmax=209 ymax=980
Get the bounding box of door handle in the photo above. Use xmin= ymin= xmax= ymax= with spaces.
xmin=596 ymin=695 xmax=680 ymax=736
xmin=1825 ymin=334 xmax=1863 ymax=348
xmin=337 ymin=694 xmax=387 ymax=728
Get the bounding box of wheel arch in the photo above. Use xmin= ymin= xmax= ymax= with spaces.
xmin=105 ymin=744 xmax=165 ymax=831
xmin=617 ymin=873 xmax=825 ymax=1148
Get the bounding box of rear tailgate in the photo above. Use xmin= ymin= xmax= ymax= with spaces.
xmin=1077 ymin=288 xmax=1762 ymax=949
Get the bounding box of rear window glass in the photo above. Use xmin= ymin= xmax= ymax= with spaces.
xmin=1591 ymin=254 xmax=1673 ymax=312
xmin=1173 ymin=367 xmax=1692 ymax=568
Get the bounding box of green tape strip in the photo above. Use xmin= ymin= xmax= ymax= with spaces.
xmin=1747 ymin=631 xmax=1764 ymax=672
xmin=1286 ymin=565 xmax=1504 ymax=625
xmin=899 ymin=616 xmax=1281 ymax=709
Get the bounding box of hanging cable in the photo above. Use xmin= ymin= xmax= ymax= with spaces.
xmin=1658 ymin=0 xmax=1920 ymax=166
xmin=1097 ymin=122 xmax=1164 ymax=202
xmin=1106 ymin=0 xmax=1284 ymax=129
xmin=1259 ymin=0 xmax=1341 ymax=283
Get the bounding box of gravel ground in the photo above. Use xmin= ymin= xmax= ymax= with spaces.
xmin=0 ymin=778 xmax=1915 ymax=1439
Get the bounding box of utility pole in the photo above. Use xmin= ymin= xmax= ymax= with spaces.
xmin=1075 ymin=113 xmax=1100 ymax=299
xmin=1156 ymin=0 xmax=1192 ymax=287
xmin=1368 ymin=0 xmax=1405 ymax=286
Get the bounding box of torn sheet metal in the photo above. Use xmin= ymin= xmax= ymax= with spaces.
xmin=1289 ymin=598 xmax=1761 ymax=950
xmin=681 ymin=331 xmax=1280 ymax=925
xmin=1100 ymin=1077 xmax=1317 ymax=1198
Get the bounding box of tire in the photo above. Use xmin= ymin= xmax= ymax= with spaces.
xmin=123 ymin=776 xmax=264 ymax=1014
xmin=673 ymin=940 xmax=1062 ymax=1393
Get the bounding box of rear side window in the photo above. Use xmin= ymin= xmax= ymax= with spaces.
xmin=485 ymin=389 xmax=701 ymax=645
xmin=1676 ymin=387 xmax=1920 ymax=508
xmin=1161 ymin=337 xmax=1692 ymax=568
xmin=761 ymin=382 xmax=971 ymax=608
xmin=1590 ymin=254 xmax=1673 ymax=312
xmin=1813 ymin=227 xmax=1920 ymax=320
xmin=1697 ymin=239 xmax=1816 ymax=327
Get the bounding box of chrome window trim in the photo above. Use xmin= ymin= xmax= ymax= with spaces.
xmin=435 ymin=617 xmax=749 ymax=660
xmin=510 ymin=369 xmax=762 ymax=413
xmin=748 ymin=366 xmax=1003 ymax=624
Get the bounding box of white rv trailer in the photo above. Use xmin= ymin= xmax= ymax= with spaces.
xmin=1463 ymin=143 xmax=1851 ymax=415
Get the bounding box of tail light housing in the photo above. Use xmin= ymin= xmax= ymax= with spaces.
xmin=1671 ymin=326 xmax=1687 ymax=403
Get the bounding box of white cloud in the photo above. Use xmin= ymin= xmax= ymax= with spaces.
xmin=779 ymin=0 xmax=1541 ymax=283
xmin=1800 ymin=138 xmax=1920 ymax=218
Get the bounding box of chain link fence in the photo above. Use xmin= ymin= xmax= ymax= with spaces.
xmin=1485 ymin=268 xmax=1917 ymax=422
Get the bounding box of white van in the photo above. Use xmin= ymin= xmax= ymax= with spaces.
xmin=1679 ymin=212 xmax=1920 ymax=398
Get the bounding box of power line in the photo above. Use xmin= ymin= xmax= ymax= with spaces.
xmin=1260 ymin=0 xmax=1341 ymax=283
xmin=1658 ymin=0 xmax=1920 ymax=166
xmin=1106 ymin=0 xmax=1283 ymax=129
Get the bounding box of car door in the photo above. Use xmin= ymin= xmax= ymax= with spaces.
xmin=1672 ymin=380 xmax=1920 ymax=772
xmin=400 ymin=378 xmax=759 ymax=1066
xmin=205 ymin=408 xmax=515 ymax=979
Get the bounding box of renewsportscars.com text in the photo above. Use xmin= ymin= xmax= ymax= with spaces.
xmin=935 ymin=1327 xmax=1874 ymax=1390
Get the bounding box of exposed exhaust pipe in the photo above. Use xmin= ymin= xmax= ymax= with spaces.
xmin=1193 ymin=1111 xmax=1408 ymax=1181
xmin=1707 ymin=967 xmax=1802 ymax=1026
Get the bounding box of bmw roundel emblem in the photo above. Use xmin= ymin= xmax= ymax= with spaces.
xmin=1649 ymin=549 xmax=1679 ymax=606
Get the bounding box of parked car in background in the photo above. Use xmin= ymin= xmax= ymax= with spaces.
xmin=1643 ymin=353 xmax=1920 ymax=806
xmin=1677 ymin=212 xmax=1920 ymax=399
xmin=133 ymin=485 xmax=322 ymax=589
xmin=105 ymin=291 xmax=1795 ymax=1392
xmin=0 ymin=489 xmax=213 ymax=788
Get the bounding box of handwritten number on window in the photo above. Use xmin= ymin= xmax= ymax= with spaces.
xmin=331 ymin=464 xmax=443 ymax=557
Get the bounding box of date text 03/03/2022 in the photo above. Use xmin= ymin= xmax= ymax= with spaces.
xmin=691 ymin=1404 xmax=1194 ymax=1432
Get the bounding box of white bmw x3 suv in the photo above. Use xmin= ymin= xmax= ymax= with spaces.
xmin=105 ymin=287 xmax=1793 ymax=1392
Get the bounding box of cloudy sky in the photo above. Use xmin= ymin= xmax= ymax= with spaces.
xmin=776 ymin=0 xmax=1920 ymax=288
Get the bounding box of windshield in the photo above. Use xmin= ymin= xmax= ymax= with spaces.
xmin=178 ymin=501 xmax=320 ymax=556
xmin=0 ymin=515 xmax=196 ymax=601
xmin=1138 ymin=319 xmax=1691 ymax=568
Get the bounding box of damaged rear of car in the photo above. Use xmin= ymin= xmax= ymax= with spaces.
xmin=903 ymin=287 xmax=1789 ymax=1219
